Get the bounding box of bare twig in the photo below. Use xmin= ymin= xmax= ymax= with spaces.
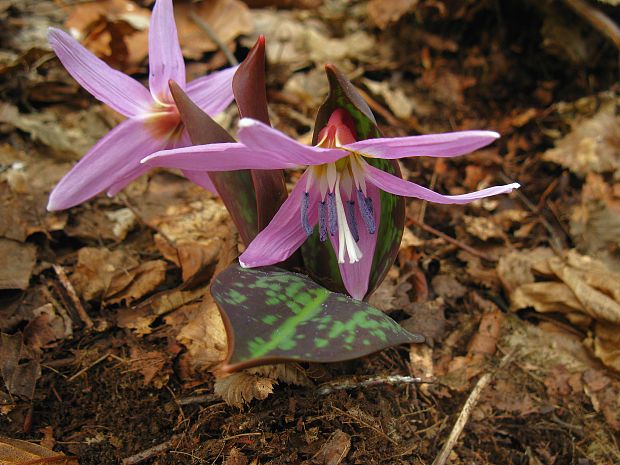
xmin=188 ymin=10 xmax=238 ymax=66
xmin=317 ymin=374 xmax=430 ymax=395
xmin=408 ymin=216 xmax=497 ymax=262
xmin=52 ymin=264 xmax=93 ymax=328
xmin=431 ymin=351 xmax=514 ymax=465
xmin=121 ymin=436 xmax=180 ymax=465
xmin=67 ymin=352 xmax=110 ymax=382
xmin=563 ymin=0 xmax=620 ymax=51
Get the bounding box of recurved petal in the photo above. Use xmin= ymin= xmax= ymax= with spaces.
xmin=186 ymin=66 xmax=238 ymax=116
xmin=148 ymin=0 xmax=186 ymax=100
xmin=344 ymin=130 xmax=500 ymax=159
xmin=141 ymin=143 xmax=301 ymax=171
xmin=182 ymin=170 xmax=219 ymax=194
xmin=47 ymin=119 xmax=164 ymax=211
xmin=237 ymin=118 xmax=345 ymax=166
xmin=48 ymin=28 xmax=151 ymax=117
xmin=364 ymin=164 xmax=520 ymax=204
xmin=328 ymin=184 xmax=381 ymax=300
xmin=239 ymin=173 xmax=318 ymax=267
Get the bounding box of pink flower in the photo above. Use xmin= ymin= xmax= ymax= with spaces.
xmin=142 ymin=109 xmax=519 ymax=299
xmin=47 ymin=0 xmax=237 ymax=211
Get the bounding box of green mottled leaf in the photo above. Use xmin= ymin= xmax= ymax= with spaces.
xmin=212 ymin=263 xmax=423 ymax=372
xmin=302 ymin=64 xmax=405 ymax=299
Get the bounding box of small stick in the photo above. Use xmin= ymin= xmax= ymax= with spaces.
xmin=431 ymin=352 xmax=513 ymax=465
xmin=317 ymin=374 xmax=430 ymax=395
xmin=408 ymin=216 xmax=496 ymax=262
xmin=52 ymin=264 xmax=93 ymax=328
xmin=121 ymin=436 xmax=180 ymax=465
xmin=356 ymin=87 xmax=402 ymax=128
xmin=188 ymin=10 xmax=239 ymax=66
xmin=67 ymin=352 xmax=110 ymax=382
xmin=564 ymin=0 xmax=620 ymax=51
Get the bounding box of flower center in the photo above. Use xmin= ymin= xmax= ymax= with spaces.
xmin=143 ymin=100 xmax=184 ymax=142
xmin=301 ymin=109 xmax=376 ymax=265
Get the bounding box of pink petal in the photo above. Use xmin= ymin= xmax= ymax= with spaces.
xmin=237 ymin=119 xmax=345 ymax=166
xmin=364 ymin=164 xmax=520 ymax=204
xmin=148 ymin=0 xmax=185 ymax=100
xmin=182 ymin=170 xmax=219 ymax=194
xmin=48 ymin=28 xmax=151 ymax=117
xmin=344 ymin=131 xmax=500 ymax=159
xmin=47 ymin=119 xmax=164 ymax=211
xmin=186 ymin=66 xmax=239 ymax=116
xmin=239 ymin=172 xmax=318 ymax=267
xmin=141 ymin=143 xmax=302 ymax=171
xmin=328 ymin=184 xmax=381 ymax=300
xmin=106 ymin=123 xmax=194 ymax=197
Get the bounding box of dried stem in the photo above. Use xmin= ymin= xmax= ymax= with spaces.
xmin=431 ymin=351 xmax=514 ymax=465
xmin=188 ymin=9 xmax=239 ymax=66
xmin=52 ymin=264 xmax=93 ymax=328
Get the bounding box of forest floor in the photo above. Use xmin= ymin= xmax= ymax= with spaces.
xmin=1 ymin=0 xmax=620 ymax=464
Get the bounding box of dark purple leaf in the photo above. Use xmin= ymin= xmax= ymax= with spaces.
xmin=233 ymin=36 xmax=289 ymax=233
xmin=169 ymin=80 xmax=259 ymax=245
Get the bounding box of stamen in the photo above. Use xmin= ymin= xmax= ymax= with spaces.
xmin=346 ymin=200 xmax=359 ymax=242
xmin=335 ymin=181 xmax=362 ymax=264
xmin=327 ymin=192 xmax=337 ymax=236
xmin=318 ymin=201 xmax=327 ymax=242
xmin=357 ymin=189 xmax=376 ymax=234
xmin=301 ymin=192 xmax=313 ymax=236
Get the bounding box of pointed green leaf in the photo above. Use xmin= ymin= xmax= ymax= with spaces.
xmin=169 ymin=81 xmax=259 ymax=245
xmin=212 ymin=263 xmax=423 ymax=372
xmin=301 ymin=65 xmax=405 ymax=299
xmin=232 ymin=36 xmax=289 ymax=233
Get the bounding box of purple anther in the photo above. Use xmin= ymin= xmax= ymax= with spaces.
xmin=327 ymin=192 xmax=337 ymax=236
xmin=356 ymin=189 xmax=376 ymax=234
xmin=346 ymin=200 xmax=359 ymax=242
xmin=318 ymin=201 xmax=327 ymax=242
xmin=301 ymin=192 xmax=313 ymax=236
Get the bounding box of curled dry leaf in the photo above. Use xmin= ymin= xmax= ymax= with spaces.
xmin=499 ymin=248 xmax=620 ymax=371
xmin=71 ymin=247 xmax=166 ymax=303
xmin=151 ymin=197 xmax=235 ymax=282
xmin=544 ymin=97 xmax=620 ymax=178
xmin=23 ymin=303 xmax=73 ymax=350
xmin=176 ymin=294 xmax=228 ymax=373
xmin=214 ymin=371 xmax=276 ymax=408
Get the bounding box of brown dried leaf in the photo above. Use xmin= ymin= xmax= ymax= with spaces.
xmin=462 ymin=215 xmax=505 ymax=241
xmin=23 ymin=304 xmax=72 ymax=350
xmin=214 ymin=371 xmax=276 ymax=407
xmin=0 ymin=436 xmax=77 ymax=465
xmin=174 ymin=0 xmax=252 ymax=60
xmin=64 ymin=0 xmax=150 ymax=72
xmin=367 ymin=0 xmax=418 ymax=29
xmin=71 ymin=248 xmax=166 ymax=303
xmin=0 ymin=238 xmax=36 ymax=290
xmin=312 ymin=430 xmax=351 ymax=465
xmin=150 ymin=198 xmax=235 ymax=282
xmin=544 ymin=98 xmax=620 ymax=177
xmin=176 ymin=295 xmax=228 ymax=373
xmin=0 ymin=333 xmax=40 ymax=400
xmin=128 ymin=346 xmax=170 ymax=388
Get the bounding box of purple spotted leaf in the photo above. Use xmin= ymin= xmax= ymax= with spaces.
xmin=211 ymin=262 xmax=424 ymax=373
xmin=302 ymin=64 xmax=406 ymax=299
